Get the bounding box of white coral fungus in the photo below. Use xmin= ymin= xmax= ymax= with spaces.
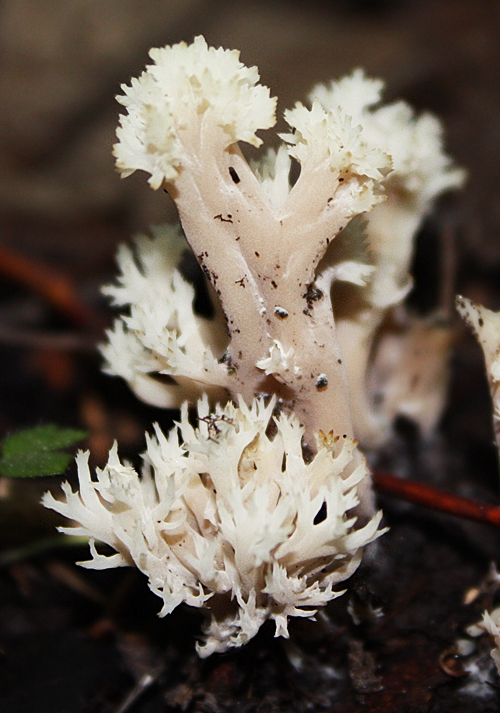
xmin=43 ymin=396 xmax=383 ymax=656
xmin=114 ymin=35 xmax=276 ymax=188
xmin=457 ymin=296 xmax=500 ymax=452
xmin=42 ymin=37 xmax=465 ymax=658
xmin=467 ymin=607 xmax=500 ymax=676
xmin=100 ymin=224 xmax=229 ymax=409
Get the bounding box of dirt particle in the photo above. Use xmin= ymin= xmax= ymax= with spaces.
xmin=274 ymin=306 xmax=288 ymax=319
xmin=229 ymin=166 xmax=240 ymax=183
xmin=315 ymin=374 xmax=328 ymax=390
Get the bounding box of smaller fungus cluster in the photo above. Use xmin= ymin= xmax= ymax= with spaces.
xmin=44 ymin=397 xmax=382 ymax=655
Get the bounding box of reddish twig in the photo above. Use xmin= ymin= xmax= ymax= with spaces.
xmin=373 ymin=469 xmax=500 ymax=527
xmin=0 ymin=243 xmax=105 ymax=332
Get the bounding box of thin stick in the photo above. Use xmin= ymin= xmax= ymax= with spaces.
xmin=373 ymin=469 xmax=500 ymax=527
xmin=114 ymin=664 xmax=165 ymax=713
xmin=0 ymin=243 xmax=104 ymax=332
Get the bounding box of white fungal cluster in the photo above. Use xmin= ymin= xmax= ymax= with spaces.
xmin=44 ymin=37 xmax=464 ymax=655
xmin=43 ymin=397 xmax=383 ymax=656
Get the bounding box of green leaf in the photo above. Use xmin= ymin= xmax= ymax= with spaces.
xmin=2 ymin=425 xmax=87 ymax=458
xmin=0 ymin=425 xmax=87 ymax=478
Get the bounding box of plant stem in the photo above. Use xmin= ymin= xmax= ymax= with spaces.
xmin=373 ymin=469 xmax=500 ymax=527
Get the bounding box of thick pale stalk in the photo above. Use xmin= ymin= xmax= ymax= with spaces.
xmin=169 ymin=133 xmax=374 ymax=444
